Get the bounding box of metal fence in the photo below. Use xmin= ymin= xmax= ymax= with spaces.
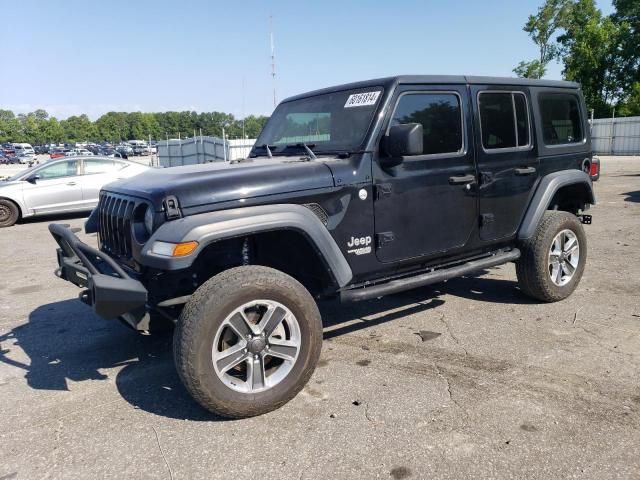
xmin=157 ymin=136 xmax=256 ymax=167
xmin=591 ymin=116 xmax=640 ymax=155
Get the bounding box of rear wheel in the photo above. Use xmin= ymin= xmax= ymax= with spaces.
xmin=174 ymin=266 xmax=322 ymax=418
xmin=517 ymin=211 xmax=587 ymax=302
xmin=0 ymin=199 xmax=19 ymax=227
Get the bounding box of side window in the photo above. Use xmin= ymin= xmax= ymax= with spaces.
xmin=479 ymin=91 xmax=530 ymax=150
xmin=83 ymin=159 xmax=119 ymax=174
xmin=37 ymin=160 xmax=78 ymax=179
xmin=539 ymin=93 xmax=583 ymax=145
xmin=390 ymin=92 xmax=463 ymax=155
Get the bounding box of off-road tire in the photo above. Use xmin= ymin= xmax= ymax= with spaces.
xmin=517 ymin=211 xmax=587 ymax=302
xmin=173 ymin=266 xmax=322 ymax=418
xmin=0 ymin=199 xmax=19 ymax=227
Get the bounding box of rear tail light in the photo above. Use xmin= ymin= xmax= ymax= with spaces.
xmin=590 ymin=162 xmax=598 ymax=177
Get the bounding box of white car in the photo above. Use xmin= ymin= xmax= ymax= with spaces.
xmin=69 ymin=148 xmax=94 ymax=156
xmin=0 ymin=156 xmax=149 ymax=227
xmin=17 ymin=152 xmax=36 ymax=164
xmin=12 ymin=143 xmax=35 ymax=156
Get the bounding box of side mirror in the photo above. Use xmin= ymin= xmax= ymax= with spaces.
xmin=381 ymin=123 xmax=423 ymax=168
xmin=26 ymin=174 xmax=40 ymax=184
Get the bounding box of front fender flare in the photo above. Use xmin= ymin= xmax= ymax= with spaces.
xmin=518 ymin=170 xmax=595 ymax=241
xmin=140 ymin=204 xmax=353 ymax=287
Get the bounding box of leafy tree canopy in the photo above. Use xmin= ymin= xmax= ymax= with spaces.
xmin=514 ymin=0 xmax=640 ymax=116
xmin=0 ymin=110 xmax=269 ymax=145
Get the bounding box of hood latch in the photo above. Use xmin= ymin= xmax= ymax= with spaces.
xmin=163 ymin=195 xmax=181 ymax=220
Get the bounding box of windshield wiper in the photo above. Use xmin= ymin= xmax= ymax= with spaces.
xmin=254 ymin=144 xmax=276 ymax=158
xmin=286 ymin=143 xmax=317 ymax=161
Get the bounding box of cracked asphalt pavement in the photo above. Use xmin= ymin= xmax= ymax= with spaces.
xmin=1 ymin=157 xmax=639 ymax=479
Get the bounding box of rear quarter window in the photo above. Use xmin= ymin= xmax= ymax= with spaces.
xmin=539 ymin=93 xmax=584 ymax=145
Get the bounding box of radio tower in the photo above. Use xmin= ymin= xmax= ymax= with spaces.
xmin=270 ymin=15 xmax=277 ymax=108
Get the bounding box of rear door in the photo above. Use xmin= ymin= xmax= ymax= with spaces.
xmin=373 ymin=84 xmax=477 ymax=263
xmin=23 ymin=159 xmax=83 ymax=214
xmin=471 ymin=86 xmax=538 ymax=241
xmin=79 ymin=158 xmax=126 ymax=208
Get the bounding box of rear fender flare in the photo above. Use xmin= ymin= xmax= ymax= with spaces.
xmin=140 ymin=204 xmax=353 ymax=287
xmin=518 ymin=170 xmax=595 ymax=240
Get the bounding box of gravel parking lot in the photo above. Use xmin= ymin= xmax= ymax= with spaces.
xmin=1 ymin=157 xmax=639 ymax=479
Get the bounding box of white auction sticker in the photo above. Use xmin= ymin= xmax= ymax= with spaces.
xmin=344 ymin=91 xmax=381 ymax=108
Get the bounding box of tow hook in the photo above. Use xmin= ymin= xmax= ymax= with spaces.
xmin=79 ymin=289 xmax=92 ymax=306
xmin=579 ymin=214 xmax=592 ymax=224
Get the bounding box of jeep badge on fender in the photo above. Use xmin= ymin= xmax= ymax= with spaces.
xmin=49 ymin=75 xmax=595 ymax=419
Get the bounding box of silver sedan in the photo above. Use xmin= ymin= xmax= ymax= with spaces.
xmin=0 ymin=156 xmax=150 ymax=227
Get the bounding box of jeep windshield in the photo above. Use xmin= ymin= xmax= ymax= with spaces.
xmin=253 ymin=87 xmax=383 ymax=157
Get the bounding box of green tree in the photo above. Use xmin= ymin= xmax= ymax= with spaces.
xmin=557 ymin=0 xmax=624 ymax=116
xmin=61 ymin=114 xmax=97 ymax=142
xmin=513 ymin=0 xmax=569 ymax=78
xmin=241 ymin=115 xmax=269 ymax=138
xmin=617 ymin=82 xmax=640 ymax=116
xmin=0 ymin=110 xmax=20 ymax=143
xmin=0 ymin=109 xmax=269 ymax=144
xmin=42 ymin=118 xmax=65 ymax=143
xmin=95 ymin=112 xmax=129 ymax=142
xmin=516 ymin=0 xmax=639 ymax=116
xmin=612 ymin=0 xmax=640 ymax=106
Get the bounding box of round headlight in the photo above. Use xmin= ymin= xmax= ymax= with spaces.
xmin=144 ymin=206 xmax=154 ymax=234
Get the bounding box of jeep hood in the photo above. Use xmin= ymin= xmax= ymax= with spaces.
xmin=104 ymin=157 xmax=336 ymax=210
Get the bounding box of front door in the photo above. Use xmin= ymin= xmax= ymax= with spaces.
xmin=23 ymin=159 xmax=83 ymax=214
xmin=471 ymin=86 xmax=539 ymax=240
xmin=373 ymin=85 xmax=477 ymax=263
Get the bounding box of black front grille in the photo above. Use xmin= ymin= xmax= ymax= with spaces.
xmin=97 ymin=192 xmax=136 ymax=258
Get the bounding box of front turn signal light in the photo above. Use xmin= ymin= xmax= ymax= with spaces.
xmin=151 ymin=240 xmax=199 ymax=257
xmin=172 ymin=241 xmax=199 ymax=257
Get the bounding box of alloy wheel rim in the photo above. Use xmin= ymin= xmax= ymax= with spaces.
xmin=212 ymin=299 xmax=301 ymax=394
xmin=548 ymin=229 xmax=580 ymax=287
xmin=0 ymin=205 xmax=11 ymax=223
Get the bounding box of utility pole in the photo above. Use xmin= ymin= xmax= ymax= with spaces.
xmin=242 ymin=77 xmax=246 ymax=139
xmin=222 ymin=125 xmax=227 ymax=162
xmin=270 ymin=15 xmax=277 ymax=108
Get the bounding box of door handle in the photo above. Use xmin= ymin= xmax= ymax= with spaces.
xmin=66 ymin=181 xmax=77 ymax=186
xmin=449 ymin=174 xmax=476 ymax=185
xmin=515 ymin=167 xmax=536 ymax=176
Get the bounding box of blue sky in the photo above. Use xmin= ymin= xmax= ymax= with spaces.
xmin=2 ymin=0 xmax=613 ymax=119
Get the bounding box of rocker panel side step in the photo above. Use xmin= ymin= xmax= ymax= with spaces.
xmin=340 ymin=249 xmax=521 ymax=302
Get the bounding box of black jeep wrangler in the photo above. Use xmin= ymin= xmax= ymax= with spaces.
xmin=50 ymin=76 xmax=595 ymax=418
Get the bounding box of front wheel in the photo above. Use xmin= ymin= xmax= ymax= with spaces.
xmin=516 ymin=211 xmax=587 ymax=302
xmin=173 ymin=266 xmax=322 ymax=418
xmin=0 ymin=199 xmax=19 ymax=227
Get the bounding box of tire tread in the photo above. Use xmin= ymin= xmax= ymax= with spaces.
xmin=174 ymin=266 xmax=321 ymax=418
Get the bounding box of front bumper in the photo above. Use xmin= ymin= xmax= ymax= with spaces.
xmin=49 ymin=223 xmax=148 ymax=320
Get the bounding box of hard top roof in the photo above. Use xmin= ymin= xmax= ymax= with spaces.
xmin=283 ymin=75 xmax=580 ymax=103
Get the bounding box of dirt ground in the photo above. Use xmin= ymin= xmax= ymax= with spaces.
xmin=0 ymin=156 xmax=639 ymax=479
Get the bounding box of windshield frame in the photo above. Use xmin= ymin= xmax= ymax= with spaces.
xmin=252 ymin=86 xmax=385 ymax=157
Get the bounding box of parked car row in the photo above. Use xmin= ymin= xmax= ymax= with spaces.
xmin=1 ymin=143 xmax=36 ymax=164
xmin=2 ymin=141 xmax=156 ymax=159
